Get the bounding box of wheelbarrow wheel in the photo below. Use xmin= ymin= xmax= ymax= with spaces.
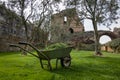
xmin=60 ymin=56 xmax=71 ymax=68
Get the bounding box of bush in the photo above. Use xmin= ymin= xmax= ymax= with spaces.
xmin=76 ymin=43 xmax=95 ymax=51
xmin=45 ymin=43 xmax=68 ymax=50
xmin=108 ymin=38 xmax=120 ymax=53
xmin=116 ymin=46 xmax=120 ymax=53
xmin=84 ymin=44 xmax=95 ymax=51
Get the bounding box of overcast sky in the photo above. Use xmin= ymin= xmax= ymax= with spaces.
xmin=84 ymin=19 xmax=120 ymax=31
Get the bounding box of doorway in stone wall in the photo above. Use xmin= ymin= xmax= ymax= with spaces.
xmin=69 ymin=28 xmax=74 ymax=34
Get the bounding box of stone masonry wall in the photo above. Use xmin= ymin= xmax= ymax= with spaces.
xmin=0 ymin=4 xmax=27 ymax=52
xmin=50 ymin=8 xmax=84 ymax=42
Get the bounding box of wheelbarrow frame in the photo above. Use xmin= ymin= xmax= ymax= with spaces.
xmin=10 ymin=42 xmax=72 ymax=70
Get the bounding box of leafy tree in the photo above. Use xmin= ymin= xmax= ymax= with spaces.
xmin=64 ymin=0 xmax=120 ymax=55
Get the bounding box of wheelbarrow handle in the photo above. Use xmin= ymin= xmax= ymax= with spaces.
xmin=18 ymin=42 xmax=49 ymax=60
xmin=18 ymin=42 xmax=28 ymax=45
xmin=9 ymin=44 xmax=19 ymax=47
xmin=18 ymin=42 xmax=39 ymax=52
xmin=9 ymin=44 xmax=39 ymax=58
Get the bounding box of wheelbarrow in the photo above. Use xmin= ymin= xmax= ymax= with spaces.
xmin=10 ymin=42 xmax=72 ymax=70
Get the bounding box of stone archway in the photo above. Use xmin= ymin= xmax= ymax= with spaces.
xmin=98 ymin=31 xmax=117 ymax=52
xmin=98 ymin=30 xmax=117 ymax=40
xmin=69 ymin=30 xmax=118 ymax=47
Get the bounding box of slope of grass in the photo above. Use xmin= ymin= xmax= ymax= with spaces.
xmin=0 ymin=50 xmax=120 ymax=80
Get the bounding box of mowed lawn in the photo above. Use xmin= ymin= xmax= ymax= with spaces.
xmin=0 ymin=50 xmax=120 ymax=80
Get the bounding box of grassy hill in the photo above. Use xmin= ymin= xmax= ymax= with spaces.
xmin=0 ymin=50 xmax=120 ymax=80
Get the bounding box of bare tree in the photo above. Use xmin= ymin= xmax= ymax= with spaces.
xmin=65 ymin=0 xmax=120 ymax=55
xmin=30 ymin=0 xmax=62 ymax=47
xmin=6 ymin=0 xmax=62 ymax=47
xmin=7 ymin=0 xmax=35 ymax=42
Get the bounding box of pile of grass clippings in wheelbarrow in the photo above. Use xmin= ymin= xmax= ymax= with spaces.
xmin=45 ymin=43 xmax=68 ymax=50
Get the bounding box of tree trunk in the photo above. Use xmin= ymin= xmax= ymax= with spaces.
xmin=21 ymin=17 xmax=29 ymax=55
xmin=92 ymin=20 xmax=102 ymax=56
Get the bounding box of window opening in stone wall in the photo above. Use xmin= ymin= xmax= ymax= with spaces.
xmin=64 ymin=16 xmax=67 ymax=24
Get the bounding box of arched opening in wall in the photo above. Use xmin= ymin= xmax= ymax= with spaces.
xmin=69 ymin=28 xmax=74 ymax=34
xmin=99 ymin=35 xmax=112 ymax=44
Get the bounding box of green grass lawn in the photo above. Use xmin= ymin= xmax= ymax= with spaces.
xmin=0 ymin=50 xmax=120 ymax=80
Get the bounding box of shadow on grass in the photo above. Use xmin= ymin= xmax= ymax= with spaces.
xmin=51 ymin=65 xmax=120 ymax=80
xmin=82 ymin=55 xmax=120 ymax=64
xmin=50 ymin=55 xmax=120 ymax=80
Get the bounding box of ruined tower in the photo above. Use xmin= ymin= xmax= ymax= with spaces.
xmin=50 ymin=8 xmax=84 ymax=42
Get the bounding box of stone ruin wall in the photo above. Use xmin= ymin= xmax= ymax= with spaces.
xmin=0 ymin=20 xmax=26 ymax=52
xmin=0 ymin=4 xmax=27 ymax=52
xmin=50 ymin=8 xmax=84 ymax=42
xmin=113 ymin=27 xmax=120 ymax=38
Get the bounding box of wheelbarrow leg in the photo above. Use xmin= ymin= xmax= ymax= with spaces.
xmin=48 ymin=60 xmax=52 ymax=70
xmin=56 ymin=59 xmax=59 ymax=69
xmin=39 ymin=59 xmax=44 ymax=69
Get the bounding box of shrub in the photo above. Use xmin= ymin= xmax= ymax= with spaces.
xmin=76 ymin=43 xmax=95 ymax=51
xmin=84 ymin=44 xmax=95 ymax=51
xmin=116 ymin=46 xmax=120 ymax=53
xmin=108 ymin=38 xmax=120 ymax=53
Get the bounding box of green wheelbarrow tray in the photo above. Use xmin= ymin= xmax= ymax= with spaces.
xmin=10 ymin=42 xmax=73 ymax=70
